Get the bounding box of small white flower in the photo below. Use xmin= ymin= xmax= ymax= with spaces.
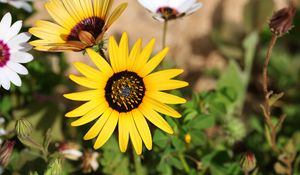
xmin=61 ymin=149 xmax=83 ymax=161
xmin=138 ymin=0 xmax=203 ymax=21
xmin=0 ymin=12 xmax=33 ymax=90
xmin=0 ymin=0 xmax=33 ymax=12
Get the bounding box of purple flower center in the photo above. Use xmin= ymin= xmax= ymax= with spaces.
xmin=67 ymin=17 xmax=105 ymax=41
xmin=157 ymin=7 xmax=180 ymax=20
xmin=0 ymin=40 xmax=10 ymax=67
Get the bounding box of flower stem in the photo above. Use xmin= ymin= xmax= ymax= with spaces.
xmin=179 ymin=153 xmax=190 ymax=173
xmin=262 ymin=34 xmax=278 ymax=152
xmin=162 ymin=20 xmax=168 ymax=49
xmin=133 ymin=151 xmax=143 ymax=175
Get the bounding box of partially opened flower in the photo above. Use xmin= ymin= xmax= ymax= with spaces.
xmin=138 ymin=0 xmax=202 ymax=21
xmin=29 ymin=0 xmax=127 ymax=52
xmin=0 ymin=13 xmax=33 ymax=90
xmin=64 ymin=32 xmax=188 ymax=154
xmin=0 ymin=0 xmax=33 ymax=12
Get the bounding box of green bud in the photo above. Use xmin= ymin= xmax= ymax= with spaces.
xmin=45 ymin=158 xmax=62 ymax=175
xmin=15 ymin=119 xmax=33 ymax=139
xmin=240 ymin=152 xmax=256 ymax=173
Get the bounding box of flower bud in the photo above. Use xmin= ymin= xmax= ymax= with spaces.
xmin=184 ymin=133 xmax=192 ymax=144
xmin=240 ymin=152 xmax=256 ymax=172
xmin=0 ymin=140 xmax=15 ymax=167
xmin=269 ymin=2 xmax=296 ymax=36
xmin=15 ymin=119 xmax=33 ymax=139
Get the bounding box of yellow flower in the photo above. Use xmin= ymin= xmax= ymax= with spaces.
xmin=29 ymin=0 xmax=127 ymax=52
xmin=64 ymin=32 xmax=188 ymax=155
xmin=184 ymin=133 xmax=191 ymax=144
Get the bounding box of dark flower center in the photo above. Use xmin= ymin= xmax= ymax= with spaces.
xmin=157 ymin=7 xmax=181 ymax=20
xmin=0 ymin=40 xmax=10 ymax=67
xmin=105 ymin=71 xmax=145 ymax=112
xmin=67 ymin=17 xmax=105 ymax=41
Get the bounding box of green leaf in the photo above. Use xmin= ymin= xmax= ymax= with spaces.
xmin=269 ymin=92 xmax=285 ymax=107
xmin=171 ymin=137 xmax=185 ymax=151
xmin=153 ymin=130 xmax=170 ymax=148
xmin=188 ymin=115 xmax=215 ymax=130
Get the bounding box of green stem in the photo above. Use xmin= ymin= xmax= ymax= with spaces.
xmin=162 ymin=20 xmax=168 ymax=49
xmin=179 ymin=153 xmax=190 ymax=173
xmin=133 ymin=152 xmax=143 ymax=175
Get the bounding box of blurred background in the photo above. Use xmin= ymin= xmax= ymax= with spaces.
xmin=0 ymin=0 xmax=300 ymax=174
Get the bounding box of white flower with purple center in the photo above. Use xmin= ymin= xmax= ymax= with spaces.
xmin=0 ymin=12 xmax=33 ymax=90
xmin=0 ymin=0 xmax=33 ymax=12
xmin=138 ymin=0 xmax=203 ymax=21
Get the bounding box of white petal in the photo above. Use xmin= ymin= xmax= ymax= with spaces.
xmin=6 ymin=61 xmax=28 ymax=75
xmin=8 ymin=33 xmax=32 ymax=52
xmin=176 ymin=0 xmax=199 ymax=13
xmin=0 ymin=13 xmax=12 ymax=39
xmin=0 ymin=69 xmax=11 ymax=90
xmin=4 ymin=21 xmax=22 ymax=42
xmin=2 ymin=66 xmax=22 ymax=87
xmin=10 ymin=52 xmax=33 ymax=63
xmin=138 ymin=0 xmax=157 ymax=12
xmin=8 ymin=1 xmax=32 ymax=12
xmin=185 ymin=2 xmax=203 ymax=15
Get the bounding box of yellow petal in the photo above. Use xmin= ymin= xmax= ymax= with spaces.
xmin=108 ymin=36 xmax=120 ymax=72
xmin=84 ymin=108 xmax=113 ymax=140
xmin=65 ymin=99 xmax=101 ymax=117
xmin=144 ymin=69 xmax=184 ymax=83
xmin=132 ymin=109 xmax=152 ymax=150
xmin=139 ymin=103 xmax=174 ymax=134
xmin=94 ymin=110 xmax=119 ymax=149
xmin=69 ymin=75 xmax=105 ymax=89
xmin=64 ymin=90 xmax=104 ymax=101
xmin=144 ymin=97 xmax=181 ymax=118
xmin=45 ymin=0 xmax=76 ymax=29
xmin=86 ymin=48 xmax=114 ymax=77
xmin=145 ymin=80 xmax=189 ymax=91
xmin=139 ymin=47 xmax=169 ymax=77
xmin=71 ymin=101 xmax=109 ymax=126
xmin=128 ymin=112 xmax=143 ymax=155
xmin=127 ymin=38 xmax=142 ymax=71
xmin=106 ymin=3 xmax=128 ymax=28
xmin=132 ymin=38 xmax=155 ymax=73
xmin=79 ymin=0 xmax=93 ymax=17
xmin=73 ymin=62 xmax=106 ymax=80
xmin=146 ymin=91 xmax=186 ymax=104
xmin=118 ymin=32 xmax=129 ymax=72
xmin=118 ymin=113 xmax=129 ymax=152
xmin=101 ymin=0 xmax=113 ymax=19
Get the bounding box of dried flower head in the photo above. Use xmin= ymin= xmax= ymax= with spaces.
xmin=81 ymin=150 xmax=99 ymax=174
xmin=269 ymin=2 xmax=296 ymax=36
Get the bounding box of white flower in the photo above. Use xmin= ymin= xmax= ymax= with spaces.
xmin=0 ymin=0 xmax=33 ymax=12
xmin=61 ymin=149 xmax=83 ymax=161
xmin=0 ymin=12 xmax=33 ymax=90
xmin=138 ymin=0 xmax=203 ymax=21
